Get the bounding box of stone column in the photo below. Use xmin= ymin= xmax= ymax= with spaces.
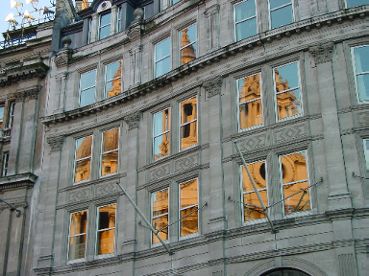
xmin=204 ymin=4 xmax=220 ymax=53
xmin=111 ymin=5 xmax=117 ymax=34
xmin=129 ymin=45 xmax=143 ymax=88
xmin=34 ymin=136 xmax=64 ymax=270
xmin=90 ymin=14 xmax=98 ymax=43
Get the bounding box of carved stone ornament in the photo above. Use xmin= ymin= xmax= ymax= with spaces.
xmin=309 ymin=43 xmax=334 ymax=65
xmin=46 ymin=136 xmax=64 ymax=152
xmin=203 ymin=77 xmax=223 ymax=98
xmin=127 ymin=23 xmax=142 ymax=41
xmin=124 ymin=112 xmax=141 ymax=130
xmin=54 ymin=49 xmax=72 ymax=68
xmin=15 ymin=86 xmax=40 ymax=102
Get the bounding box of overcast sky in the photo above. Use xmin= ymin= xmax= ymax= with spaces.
xmin=0 ymin=0 xmax=53 ymax=39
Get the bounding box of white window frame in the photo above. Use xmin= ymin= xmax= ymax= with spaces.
xmin=179 ymin=95 xmax=198 ymax=152
xmin=79 ymin=69 xmax=97 ymax=107
xmin=6 ymin=101 xmax=15 ymax=129
xmin=268 ymin=0 xmax=295 ymax=30
xmin=104 ymin=61 xmax=122 ymax=98
xmin=233 ymin=0 xmax=258 ymax=42
xmin=100 ymin=127 xmax=120 ymax=178
xmin=0 ymin=104 xmax=4 ymax=128
xmin=154 ymin=37 xmax=172 ymax=78
xmin=98 ymin=11 xmax=112 ymax=40
xmin=236 ymin=72 xmax=264 ymax=131
xmin=240 ymin=160 xmax=269 ymax=225
xmin=152 ymin=108 xmax=171 ymax=161
xmin=279 ymin=151 xmax=312 ymax=218
xmin=179 ymin=178 xmax=200 ymax=240
xmin=73 ymin=135 xmax=93 ymax=184
xmin=1 ymin=151 xmax=9 ymax=177
xmin=116 ymin=6 xmax=122 ymax=33
xmin=351 ymin=45 xmax=369 ymax=103
xmin=272 ymin=60 xmax=303 ymax=122
xmin=67 ymin=210 xmax=88 ymax=263
xmin=363 ymin=139 xmax=369 ymax=171
xmin=95 ymin=203 xmax=116 ymax=257
xmin=151 ymin=187 xmax=170 ymax=246
xmin=179 ymin=22 xmax=198 ymax=65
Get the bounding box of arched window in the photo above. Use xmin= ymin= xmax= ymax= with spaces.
xmin=261 ymin=268 xmax=311 ymax=276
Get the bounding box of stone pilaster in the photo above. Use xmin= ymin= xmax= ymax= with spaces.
xmin=204 ymin=4 xmax=220 ymax=52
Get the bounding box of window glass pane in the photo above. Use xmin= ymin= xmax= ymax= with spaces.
xmin=180 ymin=97 xmax=197 ymax=124
xmin=155 ymin=38 xmax=171 ymax=61
xmin=179 ymin=24 xmax=197 ymax=65
xmin=68 ymin=235 xmax=87 ymax=260
xmin=98 ymin=204 xmax=116 ymax=230
xmin=364 ymin=139 xmax=369 ymax=170
xmin=97 ymin=229 xmax=115 ymax=255
xmin=270 ymin=0 xmax=290 ymax=9
xmin=356 ymin=74 xmax=369 ymax=102
xmin=275 ymin=62 xmax=299 ymax=92
xmin=180 ymin=122 xmax=198 ymax=149
xmin=100 ymin=26 xmax=111 ymax=39
xmin=81 ymin=70 xmax=96 ymax=90
xmin=103 ymin=128 xmax=119 ymax=152
xmin=283 ymin=181 xmax=310 ymax=215
xmin=74 ymin=159 xmax=91 ymax=182
xmin=180 ymin=179 xmax=198 ymax=209
xmin=68 ymin=210 xmax=87 ymax=260
xmin=347 ymin=0 xmax=369 ymax=8
xmin=155 ymin=57 xmax=171 ymax=77
xmin=106 ymin=61 xmax=121 ymax=81
xmin=236 ymin=18 xmax=257 ymax=41
xmin=70 ymin=211 xmax=87 ymax=236
xmin=154 ymin=134 xmax=170 ymax=160
xmin=101 ymin=152 xmax=118 ymax=176
xmin=235 ymin=0 xmax=256 ymax=22
xmin=276 ymin=88 xmax=302 ymax=120
xmin=180 ymin=206 xmax=198 ymax=236
xmin=100 ymin=12 xmax=111 ymax=26
xmin=152 ymin=189 xmax=169 ymax=217
xmin=243 ymin=190 xmax=268 ymax=221
xmin=180 ymin=44 xmax=197 ymax=65
xmin=280 ymin=152 xmax=308 ymax=184
xmin=1 ymin=152 xmax=9 ymax=177
xmin=80 ymin=88 xmax=96 ymax=107
xmin=153 ymin=109 xmax=170 ymax=136
xmin=271 ymin=5 xmax=293 ymax=29
xmin=354 ymin=46 xmax=369 ymax=73
xmin=241 ymin=162 xmax=266 ymax=192
xmin=239 ymin=100 xmax=263 ymax=129
xmin=152 ymin=216 xmax=168 ymax=244
xmin=97 ymin=204 xmax=116 ymax=255
xmin=75 ymin=136 xmax=92 ymax=159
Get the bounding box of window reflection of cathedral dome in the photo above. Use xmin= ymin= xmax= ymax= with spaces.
xmin=180 ymin=29 xmax=196 ymax=64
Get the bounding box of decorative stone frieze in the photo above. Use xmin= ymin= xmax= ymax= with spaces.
xmin=124 ymin=112 xmax=141 ymax=130
xmin=309 ymin=43 xmax=334 ymax=65
xmin=203 ymin=77 xmax=223 ymax=98
xmin=46 ymin=135 xmax=64 ymax=152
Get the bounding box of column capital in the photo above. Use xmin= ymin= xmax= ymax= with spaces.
xmin=124 ymin=112 xmax=141 ymax=130
xmin=46 ymin=135 xmax=64 ymax=152
xmin=203 ymin=77 xmax=223 ymax=98
xmin=309 ymin=42 xmax=334 ymax=65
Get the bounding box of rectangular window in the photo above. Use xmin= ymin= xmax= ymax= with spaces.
xmin=154 ymin=37 xmax=171 ymax=78
xmin=96 ymin=203 xmax=116 ymax=255
xmin=79 ymin=69 xmax=96 ymax=107
xmin=68 ymin=210 xmax=88 ymax=261
xmin=269 ymin=0 xmax=293 ymax=29
xmin=101 ymin=128 xmax=119 ymax=177
xmin=280 ymin=151 xmax=311 ymax=216
xmin=364 ymin=139 xmax=369 ymax=170
xmin=346 ymin=0 xmax=369 ymax=8
xmin=6 ymin=102 xmax=15 ymax=129
xmin=179 ymin=23 xmax=197 ymax=65
xmin=74 ymin=135 xmax=92 ymax=183
xmin=151 ymin=188 xmax=169 ymax=245
xmin=104 ymin=61 xmax=122 ymax=98
xmin=234 ymin=0 xmax=257 ymax=41
xmin=273 ymin=61 xmax=302 ymax=121
xmin=352 ymin=46 xmax=369 ymax=103
xmin=0 ymin=104 xmax=4 ymax=129
xmin=116 ymin=6 xmax=122 ymax=33
xmin=179 ymin=96 xmax=198 ymax=150
xmin=237 ymin=73 xmax=263 ymax=130
xmin=1 ymin=152 xmax=9 ymax=177
xmin=99 ymin=12 xmax=111 ymax=40
xmin=153 ymin=108 xmax=170 ymax=160
xmin=179 ymin=178 xmax=199 ymax=238
xmin=241 ymin=160 xmax=268 ymax=223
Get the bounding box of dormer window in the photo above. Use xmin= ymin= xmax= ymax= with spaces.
xmin=99 ymin=11 xmax=112 ymax=40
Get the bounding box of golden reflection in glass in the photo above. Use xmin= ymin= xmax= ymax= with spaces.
xmin=238 ymin=73 xmax=263 ymax=129
xmin=153 ymin=109 xmax=170 ymax=160
xmin=241 ymin=161 xmax=267 ymax=222
xmin=151 ymin=188 xmax=169 ymax=244
xmin=105 ymin=61 xmax=122 ymax=98
xmin=180 ymin=97 xmax=198 ymax=150
xmin=97 ymin=204 xmax=116 ymax=255
xmin=179 ymin=23 xmax=197 ymax=65
xmin=180 ymin=178 xmax=198 ymax=237
xmin=280 ymin=152 xmax=310 ymax=215
xmin=68 ymin=210 xmax=88 ymax=260
xmin=274 ymin=62 xmax=302 ymax=120
xmin=101 ymin=128 xmax=119 ymax=176
xmin=81 ymin=0 xmax=90 ymax=10
xmin=74 ymin=136 xmax=92 ymax=183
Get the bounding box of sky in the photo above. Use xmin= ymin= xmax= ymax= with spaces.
xmin=0 ymin=0 xmax=53 ymax=38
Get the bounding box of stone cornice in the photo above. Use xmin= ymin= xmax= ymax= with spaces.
xmin=0 ymin=172 xmax=37 ymax=191
xmin=42 ymin=6 xmax=369 ymax=126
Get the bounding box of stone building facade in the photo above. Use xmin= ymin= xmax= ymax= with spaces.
xmin=2 ymin=0 xmax=369 ymax=275
xmin=0 ymin=22 xmax=53 ymax=276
